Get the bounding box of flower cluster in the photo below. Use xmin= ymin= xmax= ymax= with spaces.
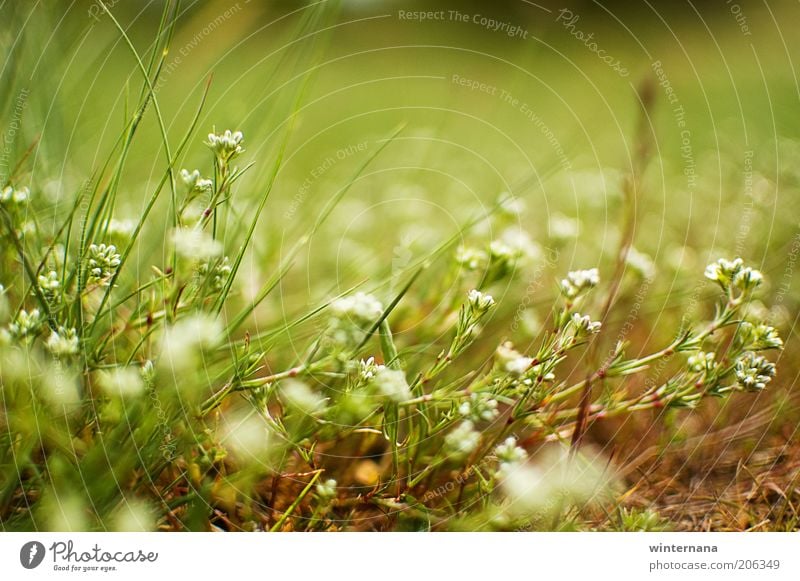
xmin=459 ymin=392 xmax=499 ymax=422
xmin=569 ymin=312 xmax=602 ymax=339
xmin=371 ymin=367 xmax=411 ymax=402
xmin=206 ymin=130 xmax=244 ymax=164
xmin=179 ymin=169 xmax=213 ymax=198
xmin=327 ymin=292 xmax=383 ymax=346
xmin=86 ymin=243 xmax=121 ymax=286
xmin=687 ymin=351 xmax=715 ymax=374
xmin=496 ymin=342 xmax=534 ymax=377
xmin=704 ymin=257 xmax=763 ymax=298
xmin=456 ymin=228 xmax=541 ymax=284
xmin=8 ymin=309 xmax=41 ymax=340
xmin=560 ymin=268 xmax=599 ymax=300
xmin=494 ymin=436 xmax=528 ymax=479
xmin=734 ymin=352 xmax=776 ymax=392
xmin=46 ymin=326 xmax=80 ymax=357
xmin=444 ymin=420 xmax=480 ymax=459
xmin=466 ymin=289 xmax=495 ymax=315
xmin=0 ymin=185 xmax=29 ymax=205
xmin=315 ymin=478 xmax=337 ymax=500
xmin=735 ymin=321 xmax=783 ymax=351
xmin=37 ymin=270 xmax=61 ymax=303
xmin=357 ymin=356 xmax=385 ymax=382
xmin=196 ymin=256 xmax=231 ymax=292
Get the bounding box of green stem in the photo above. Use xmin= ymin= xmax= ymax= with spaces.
xmin=269 ymin=470 xmax=322 ymax=532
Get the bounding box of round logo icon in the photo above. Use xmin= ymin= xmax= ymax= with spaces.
xmin=20 ymin=541 xmax=46 ymax=569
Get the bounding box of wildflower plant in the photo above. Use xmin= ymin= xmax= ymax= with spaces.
xmin=0 ymin=7 xmax=789 ymax=534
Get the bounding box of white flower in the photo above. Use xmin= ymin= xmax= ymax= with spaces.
xmin=86 ymin=243 xmax=121 ymax=286
xmin=358 ymin=356 xmax=385 ymax=381
xmin=171 ymin=227 xmax=223 ymax=262
xmin=38 ymin=270 xmax=61 ymax=303
xmin=98 ymin=367 xmax=146 ymax=397
xmin=316 ymin=478 xmax=337 ymax=500
xmin=733 ymin=267 xmax=763 ymax=293
xmin=456 ymin=246 xmax=488 ymax=270
xmin=548 ymin=213 xmax=579 ymax=242
xmin=459 ymin=392 xmax=499 ymax=422
xmin=9 ymin=308 xmax=41 ymax=339
xmin=497 ymin=192 xmax=526 ymax=216
xmin=179 ymin=169 xmax=213 ymax=196
xmin=206 ymin=130 xmax=244 ymax=162
xmin=687 ymin=351 xmax=715 ymax=373
xmin=107 ymin=218 xmax=137 ymax=241
xmin=281 ymin=379 xmax=326 ymax=413
xmin=327 ymin=292 xmax=384 ymax=346
xmin=501 ymin=446 xmax=615 ymax=515
xmin=705 ymin=258 xmax=764 ymax=296
xmin=490 ymin=228 xmax=542 ymax=269
xmin=505 ymin=356 xmax=534 ymax=376
xmin=570 ymin=313 xmax=602 ymax=337
xmin=444 ymin=421 xmax=480 ymax=459
xmin=159 ymin=313 xmax=224 ymax=371
xmin=331 ymin=292 xmax=383 ymax=322
xmin=496 ymin=342 xmax=533 ymax=376
xmin=494 ymin=436 xmax=528 ymax=479
xmin=0 ymin=185 xmax=29 ymax=205
xmin=219 ymin=411 xmax=272 ymax=463
xmin=46 ymin=327 xmax=80 ymax=356
xmin=495 ymin=436 xmax=527 ymax=464
xmin=626 ymin=247 xmax=656 ymax=280
xmin=560 ymin=268 xmax=600 ymax=299
xmin=704 ymin=257 xmax=743 ymax=287
xmin=734 ymin=352 xmax=775 ymax=392
xmin=467 ymin=289 xmax=495 ymax=314
xmin=371 ymin=367 xmax=411 ymax=402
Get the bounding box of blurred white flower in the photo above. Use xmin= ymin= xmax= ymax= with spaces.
xmin=172 ymin=227 xmax=223 ymax=262
xmin=98 ymin=366 xmax=146 ymax=397
xmin=459 ymin=392 xmax=499 ymax=422
xmin=445 ymin=420 xmax=480 ymax=459
xmin=626 ymin=247 xmax=656 ymax=280
xmin=548 ymin=213 xmax=580 ymax=243
xmin=281 ymin=379 xmax=326 ymax=413
xmin=372 ymin=367 xmax=411 ymax=402
xmin=46 ymin=326 xmax=79 ymax=357
xmin=159 ymin=313 xmax=223 ymax=371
